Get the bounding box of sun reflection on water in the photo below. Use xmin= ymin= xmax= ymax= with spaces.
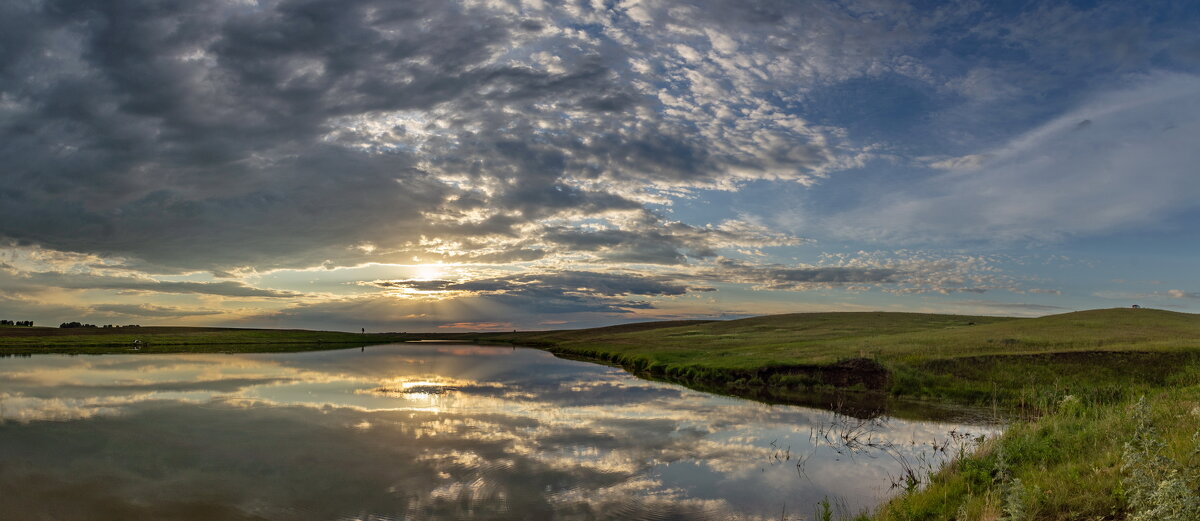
xmin=0 ymin=345 xmax=1002 ymax=521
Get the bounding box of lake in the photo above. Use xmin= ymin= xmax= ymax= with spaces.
xmin=0 ymin=344 xmax=999 ymax=520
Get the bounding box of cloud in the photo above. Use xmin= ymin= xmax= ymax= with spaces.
xmin=0 ymin=294 xmax=90 ymax=323
xmin=926 ymin=154 xmax=989 ymax=171
xmin=0 ymin=0 xmax=885 ymax=272
xmin=245 ymin=248 xmax=1047 ymax=330
xmin=436 ymin=322 xmax=514 ymax=331
xmin=90 ymin=303 xmax=223 ymax=318
xmin=373 ymin=270 xmax=711 ymax=314
xmin=1027 ymin=288 xmax=1064 ymax=295
xmin=1 ymin=269 xmax=301 ymax=298
xmin=256 ymin=250 xmax=1040 ymax=329
xmin=835 ymin=73 xmax=1200 ymax=241
xmin=4 ymin=0 xmax=1195 ymax=328
xmin=1166 ymin=289 xmax=1199 ymax=299
xmin=703 ymin=250 xmax=1019 ymax=295
xmin=706 ymin=259 xmax=899 ymax=290
xmin=0 ymin=293 xmax=221 ymax=322
xmin=374 ymin=271 xmax=701 ymax=297
xmin=248 ymin=269 xmax=716 ymax=330
xmin=950 ymin=300 xmax=1070 ymax=315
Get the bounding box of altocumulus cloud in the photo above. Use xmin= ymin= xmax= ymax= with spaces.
xmin=0 ymin=0 xmax=868 ymax=273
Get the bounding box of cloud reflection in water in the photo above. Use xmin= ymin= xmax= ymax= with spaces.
xmin=0 ymin=345 xmax=999 ymax=520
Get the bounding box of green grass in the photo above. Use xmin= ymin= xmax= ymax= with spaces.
xmin=451 ymin=308 xmax=1200 ymax=409
xmin=874 ymin=387 xmax=1200 ymax=521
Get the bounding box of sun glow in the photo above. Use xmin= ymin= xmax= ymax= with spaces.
xmin=358 ymin=377 xmax=473 ymax=407
xmin=412 ymin=264 xmax=444 ymax=281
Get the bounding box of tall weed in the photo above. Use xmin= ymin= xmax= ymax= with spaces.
xmin=1121 ymin=396 xmax=1200 ymax=521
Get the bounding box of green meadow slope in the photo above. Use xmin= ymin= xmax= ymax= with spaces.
xmin=465 ymin=308 xmax=1200 ymax=406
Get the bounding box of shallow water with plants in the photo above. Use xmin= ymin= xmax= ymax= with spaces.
xmin=0 ymin=344 xmax=998 ymax=520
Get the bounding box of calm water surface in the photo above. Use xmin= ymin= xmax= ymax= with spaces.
xmin=0 ymin=344 xmax=999 ymax=520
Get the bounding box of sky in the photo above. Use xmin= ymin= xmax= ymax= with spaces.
xmin=2 ymin=0 xmax=1200 ymax=332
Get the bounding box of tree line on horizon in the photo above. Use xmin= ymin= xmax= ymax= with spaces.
xmin=59 ymin=322 xmax=141 ymax=329
xmin=0 ymin=320 xmax=33 ymax=326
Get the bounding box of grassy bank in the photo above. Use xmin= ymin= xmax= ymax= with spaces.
xmin=874 ymin=387 xmax=1200 ymax=521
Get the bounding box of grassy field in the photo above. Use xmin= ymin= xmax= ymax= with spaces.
xmin=4 ymin=308 xmax=1200 ymax=519
xmin=451 ymin=308 xmax=1200 ymax=407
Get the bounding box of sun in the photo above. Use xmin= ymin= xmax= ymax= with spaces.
xmin=412 ymin=263 xmax=444 ymax=281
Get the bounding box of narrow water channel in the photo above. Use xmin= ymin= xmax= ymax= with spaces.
xmin=0 ymin=344 xmax=1000 ymax=520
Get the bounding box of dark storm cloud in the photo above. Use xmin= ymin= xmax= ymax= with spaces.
xmin=0 ymin=0 xmax=842 ymax=272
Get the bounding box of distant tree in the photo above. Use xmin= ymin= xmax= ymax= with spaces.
xmin=0 ymin=320 xmax=11 ymax=326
